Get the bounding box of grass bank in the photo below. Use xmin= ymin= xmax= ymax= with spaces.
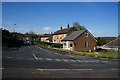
xmin=34 ymin=41 xmax=120 ymax=59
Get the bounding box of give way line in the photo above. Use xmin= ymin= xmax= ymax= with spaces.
xmin=33 ymin=54 xmax=38 ymax=59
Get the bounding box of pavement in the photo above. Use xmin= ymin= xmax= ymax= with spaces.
xmin=1 ymin=45 xmax=120 ymax=78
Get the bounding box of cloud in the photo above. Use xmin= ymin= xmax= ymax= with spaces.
xmin=43 ymin=27 xmax=51 ymax=31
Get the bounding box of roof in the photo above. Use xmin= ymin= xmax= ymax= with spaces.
xmin=53 ymin=27 xmax=76 ymax=35
xmin=103 ymin=37 xmax=120 ymax=48
xmin=62 ymin=30 xmax=86 ymax=41
xmin=40 ymin=34 xmax=52 ymax=37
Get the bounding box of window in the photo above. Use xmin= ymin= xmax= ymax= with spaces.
xmin=85 ymin=33 xmax=88 ymax=37
xmin=85 ymin=42 xmax=88 ymax=47
xmin=57 ymin=36 xmax=59 ymax=39
xmin=59 ymin=35 xmax=61 ymax=38
xmin=59 ymin=40 xmax=61 ymax=43
xmin=55 ymin=35 xmax=58 ymax=39
xmin=64 ymin=43 xmax=66 ymax=46
xmin=70 ymin=43 xmax=73 ymax=47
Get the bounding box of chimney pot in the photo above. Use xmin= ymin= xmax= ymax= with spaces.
xmin=60 ymin=26 xmax=62 ymax=30
xmin=67 ymin=24 xmax=70 ymax=28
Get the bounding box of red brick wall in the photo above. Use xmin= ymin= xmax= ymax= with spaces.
xmin=74 ymin=31 xmax=97 ymax=52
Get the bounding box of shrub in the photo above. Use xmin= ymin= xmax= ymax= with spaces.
xmin=34 ymin=41 xmax=63 ymax=48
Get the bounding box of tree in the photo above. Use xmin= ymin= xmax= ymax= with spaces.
xmin=26 ymin=30 xmax=38 ymax=41
xmin=97 ymin=37 xmax=106 ymax=46
xmin=73 ymin=22 xmax=86 ymax=30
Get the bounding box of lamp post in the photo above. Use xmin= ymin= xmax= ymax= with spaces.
xmin=14 ymin=24 xmax=16 ymax=32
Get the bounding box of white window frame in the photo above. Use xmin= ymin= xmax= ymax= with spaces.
xmin=70 ymin=43 xmax=73 ymax=47
xmin=85 ymin=42 xmax=88 ymax=47
xmin=85 ymin=33 xmax=88 ymax=37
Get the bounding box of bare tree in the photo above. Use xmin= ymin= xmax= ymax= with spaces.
xmin=73 ymin=22 xmax=86 ymax=30
xmin=26 ymin=30 xmax=37 ymax=41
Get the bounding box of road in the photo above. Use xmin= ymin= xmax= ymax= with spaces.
xmin=2 ymin=45 xmax=119 ymax=78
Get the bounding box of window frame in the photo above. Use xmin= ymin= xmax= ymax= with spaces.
xmin=85 ymin=42 xmax=88 ymax=47
xmin=70 ymin=43 xmax=73 ymax=47
xmin=85 ymin=33 xmax=88 ymax=37
xmin=64 ymin=42 xmax=67 ymax=46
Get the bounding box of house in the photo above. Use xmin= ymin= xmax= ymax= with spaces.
xmin=61 ymin=30 xmax=97 ymax=52
xmin=23 ymin=35 xmax=30 ymax=41
xmin=102 ymin=37 xmax=119 ymax=51
xmin=40 ymin=34 xmax=53 ymax=43
xmin=52 ymin=25 xmax=77 ymax=44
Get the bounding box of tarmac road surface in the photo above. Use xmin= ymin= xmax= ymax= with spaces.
xmin=2 ymin=45 xmax=119 ymax=78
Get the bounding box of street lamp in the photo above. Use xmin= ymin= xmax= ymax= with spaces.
xmin=14 ymin=24 xmax=16 ymax=32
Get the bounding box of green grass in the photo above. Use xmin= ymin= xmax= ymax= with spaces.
xmin=54 ymin=48 xmax=120 ymax=58
xmin=73 ymin=51 xmax=120 ymax=58
xmin=34 ymin=41 xmax=120 ymax=59
xmin=97 ymin=51 xmax=120 ymax=58
xmin=34 ymin=41 xmax=46 ymax=46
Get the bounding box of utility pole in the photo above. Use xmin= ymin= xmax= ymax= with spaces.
xmin=14 ymin=24 xmax=16 ymax=32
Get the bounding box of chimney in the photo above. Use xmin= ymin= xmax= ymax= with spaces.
xmin=67 ymin=24 xmax=70 ymax=28
xmin=60 ymin=26 xmax=62 ymax=30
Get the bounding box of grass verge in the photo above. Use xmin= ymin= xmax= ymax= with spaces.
xmin=34 ymin=41 xmax=120 ymax=59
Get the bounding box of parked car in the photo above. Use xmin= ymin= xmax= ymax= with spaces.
xmin=97 ymin=48 xmax=107 ymax=52
xmin=24 ymin=40 xmax=34 ymax=45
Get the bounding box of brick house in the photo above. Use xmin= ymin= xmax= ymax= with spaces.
xmin=52 ymin=26 xmax=77 ymax=44
xmin=62 ymin=30 xmax=97 ymax=52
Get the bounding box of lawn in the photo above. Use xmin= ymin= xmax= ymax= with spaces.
xmin=73 ymin=51 xmax=120 ymax=58
xmin=34 ymin=41 xmax=120 ymax=59
xmin=53 ymin=48 xmax=120 ymax=59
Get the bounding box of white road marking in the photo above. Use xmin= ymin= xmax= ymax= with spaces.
xmin=5 ymin=57 xmax=13 ymax=59
xmin=90 ymin=60 xmax=95 ymax=62
xmin=62 ymin=59 xmax=69 ymax=62
xmin=0 ymin=68 xmax=4 ymax=69
xmin=36 ymin=69 xmax=93 ymax=71
xmin=16 ymin=58 xmax=24 ymax=59
xmin=110 ymin=68 xmax=118 ymax=70
xmin=55 ymin=59 xmax=61 ymax=61
xmin=83 ymin=60 xmax=89 ymax=62
xmin=45 ymin=58 xmax=53 ymax=61
xmin=37 ymin=58 xmax=43 ymax=60
xmin=102 ymin=61 xmax=108 ymax=62
xmin=76 ymin=60 xmax=83 ymax=62
xmin=33 ymin=54 xmax=37 ymax=59
xmin=28 ymin=46 xmax=30 ymax=48
xmin=27 ymin=58 xmax=34 ymax=60
xmin=70 ymin=60 xmax=76 ymax=62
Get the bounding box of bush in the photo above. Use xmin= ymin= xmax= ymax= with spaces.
xmin=34 ymin=41 xmax=63 ymax=48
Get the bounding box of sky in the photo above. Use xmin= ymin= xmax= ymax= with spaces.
xmin=2 ymin=2 xmax=118 ymax=37
xmin=2 ymin=0 xmax=120 ymax=2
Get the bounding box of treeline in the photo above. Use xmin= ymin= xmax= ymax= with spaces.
xmin=2 ymin=28 xmax=117 ymax=48
xmin=2 ymin=29 xmax=24 ymax=48
xmin=96 ymin=37 xmax=117 ymax=46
